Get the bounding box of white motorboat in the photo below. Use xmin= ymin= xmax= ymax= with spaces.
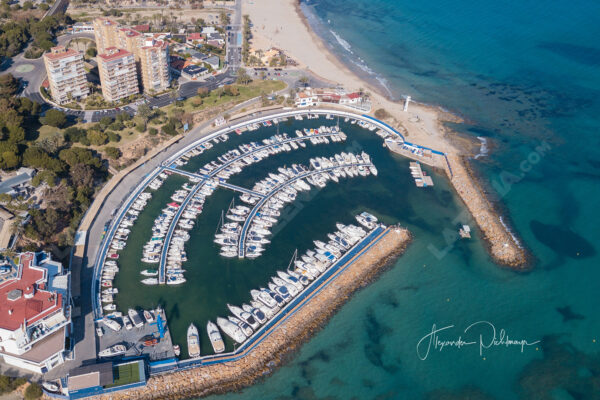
xmin=207 ymin=321 xmax=225 ymax=354
xmin=187 ymin=323 xmax=201 ymax=358
xmin=242 ymin=304 xmax=267 ymax=324
xmin=141 ymin=269 xmax=158 ymax=277
xmin=141 ymin=278 xmax=159 ymax=285
xmin=228 ymin=304 xmax=260 ymax=329
xmin=251 ymin=289 xmax=277 ymax=308
xmin=228 ymin=316 xmax=253 ymax=337
xmin=102 ymin=318 xmax=122 ymax=332
xmin=128 ymin=309 xmax=144 ymax=328
xmin=167 ymin=276 xmax=186 ymax=285
xmin=143 ymin=310 xmax=155 ymax=323
xmin=216 ymin=317 xmax=247 ymax=344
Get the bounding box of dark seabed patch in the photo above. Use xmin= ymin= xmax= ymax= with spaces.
xmin=530 ymin=220 xmax=596 ymax=258
xmin=518 ymin=335 xmax=600 ymax=399
xmin=424 ymin=386 xmax=496 ymax=400
xmin=556 ymin=306 xmax=585 ymax=322
xmin=363 ymin=307 xmax=399 ymax=373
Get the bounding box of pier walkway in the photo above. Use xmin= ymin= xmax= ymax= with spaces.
xmin=238 ymin=162 xmax=374 ymax=257
xmin=159 ymin=179 xmax=208 ymax=284
xmin=164 ymin=166 xmax=264 ymax=197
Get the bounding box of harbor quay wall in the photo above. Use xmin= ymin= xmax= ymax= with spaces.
xmin=86 ymin=227 xmax=412 ymax=400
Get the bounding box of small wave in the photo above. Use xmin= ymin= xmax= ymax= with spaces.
xmin=330 ymin=30 xmax=353 ymax=54
xmin=474 ymin=137 xmax=488 ymax=159
xmin=499 ymin=216 xmax=523 ymax=248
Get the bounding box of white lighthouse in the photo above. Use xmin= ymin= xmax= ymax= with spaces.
xmin=403 ymin=96 xmax=411 ymax=112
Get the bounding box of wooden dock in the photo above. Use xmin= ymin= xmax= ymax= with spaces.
xmin=409 ymin=162 xmax=434 ymax=187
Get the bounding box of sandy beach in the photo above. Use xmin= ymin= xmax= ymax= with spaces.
xmin=243 ymin=0 xmax=528 ymax=268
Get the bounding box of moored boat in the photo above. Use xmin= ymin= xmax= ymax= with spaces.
xmin=207 ymin=321 xmax=225 ymax=353
xmin=187 ymin=323 xmax=201 ymax=358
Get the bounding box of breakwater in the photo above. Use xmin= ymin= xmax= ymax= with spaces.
xmin=88 ymin=227 xmax=412 ymax=400
xmin=446 ymin=154 xmax=528 ymax=268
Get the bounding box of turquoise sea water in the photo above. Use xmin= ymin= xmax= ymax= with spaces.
xmin=200 ymin=1 xmax=600 ymax=399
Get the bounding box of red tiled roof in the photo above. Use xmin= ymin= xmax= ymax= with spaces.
xmin=0 ymin=253 xmax=62 ymax=332
xmin=119 ymin=27 xmax=141 ymax=37
xmin=347 ymin=92 xmax=361 ymax=99
xmin=133 ymin=24 xmax=150 ymax=32
xmin=44 ymin=47 xmax=80 ymax=61
xmin=98 ymin=48 xmax=133 ymax=62
xmin=187 ymin=33 xmax=202 ymax=41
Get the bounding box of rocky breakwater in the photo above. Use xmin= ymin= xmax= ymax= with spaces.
xmin=88 ymin=227 xmax=412 ymax=400
xmin=446 ymin=154 xmax=528 ymax=268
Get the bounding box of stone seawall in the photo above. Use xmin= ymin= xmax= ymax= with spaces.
xmin=89 ymin=227 xmax=412 ymax=400
xmin=446 ymin=154 xmax=528 ymax=268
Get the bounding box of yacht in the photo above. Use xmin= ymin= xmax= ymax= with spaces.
xmin=98 ymin=344 xmax=127 ymax=358
xmin=251 ymin=289 xmax=278 ymax=308
xmin=228 ymin=304 xmax=260 ymax=329
xmin=207 ymin=321 xmax=225 ymax=353
xmin=217 ymin=317 xmax=247 ymax=344
xmin=268 ymin=283 xmax=291 ymax=302
xmin=356 ymin=212 xmax=378 ymax=229
xmin=141 ymin=269 xmax=158 ymax=277
xmin=272 ymin=277 xmax=300 ymax=296
xmin=167 ymin=276 xmax=186 ymax=285
xmin=228 ymin=316 xmax=253 ymax=336
xmin=102 ymin=318 xmax=122 ymax=332
xmin=242 ymin=304 xmax=267 ymax=324
xmin=128 ymin=309 xmax=144 ymax=328
xmin=187 ymin=323 xmax=201 ymax=358
xmin=276 ymin=271 xmax=304 ymax=290
xmin=143 ymin=310 xmax=155 ymax=323
xmin=141 ymin=278 xmax=159 ymax=285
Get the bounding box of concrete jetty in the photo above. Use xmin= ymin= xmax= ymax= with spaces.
xmin=87 ymin=226 xmax=412 ymax=400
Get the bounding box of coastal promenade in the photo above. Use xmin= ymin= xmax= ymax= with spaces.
xmin=88 ymin=225 xmax=412 ymax=400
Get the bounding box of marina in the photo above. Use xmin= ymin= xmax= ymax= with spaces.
xmin=92 ymin=110 xmax=460 ymax=362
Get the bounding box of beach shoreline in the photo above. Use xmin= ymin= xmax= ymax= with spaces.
xmin=88 ymin=227 xmax=413 ymax=400
xmin=244 ymin=0 xmax=528 ymax=268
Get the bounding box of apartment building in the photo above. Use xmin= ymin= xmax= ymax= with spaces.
xmin=93 ymin=18 xmax=170 ymax=94
xmin=0 ymin=252 xmax=71 ymax=374
xmin=118 ymin=27 xmax=144 ymax=59
xmin=43 ymin=46 xmax=89 ymax=105
xmin=140 ymin=39 xmax=171 ymax=93
xmin=97 ymin=48 xmax=139 ymax=102
xmin=93 ymin=17 xmax=120 ymax=55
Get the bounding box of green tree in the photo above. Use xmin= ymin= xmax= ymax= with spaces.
xmin=104 ymin=146 xmax=121 ymax=159
xmin=0 ymin=150 xmax=20 ymax=169
xmin=87 ymin=130 xmax=108 ymax=146
xmin=41 ymin=109 xmax=67 ymax=128
xmin=86 ymin=47 xmax=97 ymax=57
xmin=136 ymin=103 xmax=152 ymax=122
xmin=236 ymin=68 xmax=252 ymax=85
xmin=0 ymin=73 xmax=19 ymax=98
xmin=59 ymin=147 xmax=102 ymax=169
xmin=24 ymin=383 xmax=42 ymax=400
